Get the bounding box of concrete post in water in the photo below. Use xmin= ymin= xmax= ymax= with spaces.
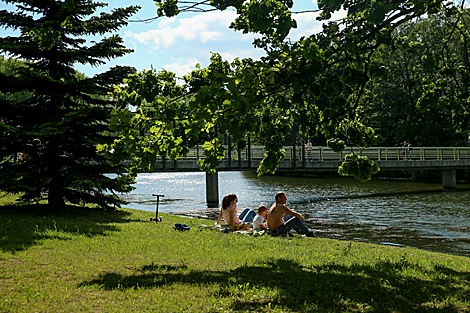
xmin=442 ymin=169 xmax=456 ymax=189
xmin=206 ymin=171 xmax=219 ymax=207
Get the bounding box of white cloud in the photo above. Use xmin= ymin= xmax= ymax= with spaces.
xmin=125 ymin=11 xmax=239 ymax=50
xmin=163 ymin=59 xmax=199 ymax=78
xmin=220 ymin=49 xmax=264 ymax=63
xmin=158 ymin=17 xmax=176 ymax=28
xmin=290 ymin=9 xmax=347 ymax=41
xmin=120 ymin=3 xmax=348 ymax=77
xmin=122 ymin=10 xmax=265 ymax=76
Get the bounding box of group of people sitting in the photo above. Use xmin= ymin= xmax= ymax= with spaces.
xmin=216 ymin=191 xmax=317 ymax=237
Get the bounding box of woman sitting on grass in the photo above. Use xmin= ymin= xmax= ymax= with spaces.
xmin=216 ymin=194 xmax=255 ymax=231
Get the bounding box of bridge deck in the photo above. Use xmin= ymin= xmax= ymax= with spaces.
xmin=149 ymin=146 xmax=470 ymax=172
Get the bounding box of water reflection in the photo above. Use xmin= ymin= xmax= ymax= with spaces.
xmin=117 ymin=171 xmax=470 ymax=257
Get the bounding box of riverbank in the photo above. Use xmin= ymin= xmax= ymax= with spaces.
xmin=116 ymin=172 xmax=470 ymax=257
xmin=1 ymin=202 xmax=469 ymax=312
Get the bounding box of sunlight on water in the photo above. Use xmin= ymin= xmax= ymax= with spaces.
xmin=116 ymin=171 xmax=470 ymax=257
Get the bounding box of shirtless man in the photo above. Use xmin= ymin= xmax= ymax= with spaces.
xmin=267 ymin=191 xmax=317 ymax=237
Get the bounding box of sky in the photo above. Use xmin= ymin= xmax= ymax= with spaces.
xmin=72 ymin=0 xmax=334 ymax=78
xmin=3 ymin=1 xmax=466 ymax=79
xmin=0 ymin=1 xmax=333 ymax=78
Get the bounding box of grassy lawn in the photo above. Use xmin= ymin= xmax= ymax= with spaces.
xmin=1 ymin=194 xmax=470 ymax=312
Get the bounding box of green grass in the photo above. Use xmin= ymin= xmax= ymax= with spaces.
xmin=1 ymin=194 xmax=470 ymax=312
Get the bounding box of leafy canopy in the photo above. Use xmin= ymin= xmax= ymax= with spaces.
xmin=105 ymin=0 xmax=460 ymax=181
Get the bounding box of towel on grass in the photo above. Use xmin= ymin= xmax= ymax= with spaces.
xmin=198 ymin=224 xmax=269 ymax=236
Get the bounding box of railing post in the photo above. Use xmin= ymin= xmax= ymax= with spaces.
xmin=302 ymin=138 xmax=306 ymax=169
xmin=292 ymin=141 xmax=296 ymax=169
xmin=228 ymin=136 xmax=232 ymax=170
xmin=248 ymin=138 xmax=252 ymax=170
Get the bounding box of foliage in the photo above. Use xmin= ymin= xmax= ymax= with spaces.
xmin=414 ymin=6 xmax=470 ymax=133
xmin=0 ymin=56 xmax=32 ymax=103
xmin=0 ymin=1 xmax=139 ymax=208
xmin=338 ymin=153 xmax=380 ymax=182
xmin=362 ymin=8 xmax=470 ymax=147
xmin=106 ymin=0 xmax=464 ymax=180
xmin=1 ymin=204 xmax=470 ymax=312
xmin=106 ymin=0 xmax=408 ymax=179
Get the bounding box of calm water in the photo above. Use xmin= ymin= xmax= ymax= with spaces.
xmin=117 ymin=171 xmax=470 ymax=257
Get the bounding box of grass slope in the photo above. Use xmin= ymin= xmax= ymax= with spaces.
xmin=0 ymin=198 xmax=469 ymax=312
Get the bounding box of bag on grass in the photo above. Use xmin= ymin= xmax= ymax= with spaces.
xmin=174 ymin=223 xmax=190 ymax=231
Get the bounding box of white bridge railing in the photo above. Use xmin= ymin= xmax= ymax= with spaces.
xmin=170 ymin=146 xmax=470 ymax=162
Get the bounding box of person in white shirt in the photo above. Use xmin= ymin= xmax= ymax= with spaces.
xmin=252 ymin=205 xmax=268 ymax=230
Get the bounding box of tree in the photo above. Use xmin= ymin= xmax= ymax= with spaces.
xmin=361 ymin=10 xmax=469 ymax=147
xmin=0 ymin=56 xmax=32 ymax=104
xmin=0 ymin=1 xmax=139 ymax=208
xmin=413 ymin=6 xmax=470 ymax=137
xmin=102 ymin=0 xmax=456 ymax=182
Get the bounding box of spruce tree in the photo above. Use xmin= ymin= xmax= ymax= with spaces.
xmin=0 ymin=1 xmax=139 ymax=208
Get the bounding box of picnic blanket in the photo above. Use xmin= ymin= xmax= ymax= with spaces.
xmin=198 ymin=224 xmax=308 ymax=238
xmin=198 ymin=223 xmax=270 ymax=236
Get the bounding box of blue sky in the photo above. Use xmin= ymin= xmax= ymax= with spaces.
xmin=1 ymin=1 xmax=470 ymax=79
xmin=72 ymin=1 xmax=334 ymax=78
xmin=0 ymin=1 xmax=379 ymax=79
xmin=0 ymin=1 xmax=328 ymax=77
xmin=0 ymin=0 xmax=344 ymax=78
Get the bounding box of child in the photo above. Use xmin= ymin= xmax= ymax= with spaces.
xmin=253 ymin=205 xmax=268 ymax=230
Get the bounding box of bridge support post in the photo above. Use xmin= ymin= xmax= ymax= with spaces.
xmin=442 ymin=169 xmax=456 ymax=189
xmin=206 ymin=171 xmax=219 ymax=207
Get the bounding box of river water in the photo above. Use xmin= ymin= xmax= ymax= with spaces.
xmin=117 ymin=171 xmax=470 ymax=257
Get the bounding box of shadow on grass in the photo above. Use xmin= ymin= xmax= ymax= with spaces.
xmin=0 ymin=204 xmax=135 ymax=253
xmin=80 ymin=257 xmax=470 ymax=312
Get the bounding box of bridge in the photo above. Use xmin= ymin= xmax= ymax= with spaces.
xmin=146 ymin=146 xmax=470 ymax=206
